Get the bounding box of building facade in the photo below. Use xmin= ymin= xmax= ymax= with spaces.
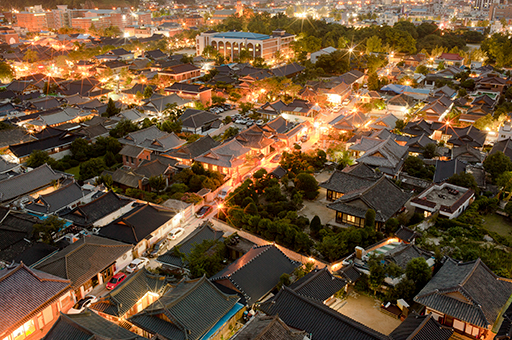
xmin=196 ymin=30 xmax=295 ymax=61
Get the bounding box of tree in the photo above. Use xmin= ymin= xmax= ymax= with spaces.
xmin=394 ymin=119 xmax=406 ymax=131
xmin=405 ymin=257 xmax=431 ymax=289
xmin=33 ymin=215 xmax=65 ymax=244
xmin=149 ymin=175 xmax=166 ymax=192
xmin=220 ymin=126 xmax=239 ymax=141
xmin=483 ymin=151 xmax=512 ymax=183
xmin=448 ymin=172 xmax=479 ymax=193
xmin=422 ymin=143 xmax=437 ymax=159
xmin=159 ymin=120 xmax=182 ymax=134
xmin=310 ymin=215 xmax=322 ymax=238
xmin=184 ymin=239 xmax=226 ymax=278
xmin=415 ymin=64 xmax=429 ymax=76
xmin=110 ymin=119 xmax=139 ymax=138
xmin=143 ymin=86 xmax=153 ymax=99
xmin=79 ymin=158 xmax=106 ymax=180
xmin=367 ymin=72 xmax=380 ymax=91
xmin=295 ymin=173 xmax=319 ymax=200
xmin=368 ymin=255 xmax=386 ymax=294
xmin=0 ymin=61 xmax=14 ymax=83
xmin=95 ymin=174 xmax=114 ymax=189
xmin=23 ymin=50 xmax=38 ymax=63
xmin=366 ymin=35 xmax=383 ymax=54
xmin=104 ymin=98 xmax=121 ymax=117
xmin=365 ymin=209 xmax=376 ymax=230
xmin=70 ymin=138 xmax=90 ymax=161
xmin=104 ymin=150 xmax=117 ymax=167
xmin=504 ymin=201 xmax=512 ymax=217
xmin=26 ymin=150 xmax=52 ymax=168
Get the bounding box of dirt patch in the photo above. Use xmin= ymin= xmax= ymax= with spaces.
xmin=337 ymin=293 xmax=402 ymax=335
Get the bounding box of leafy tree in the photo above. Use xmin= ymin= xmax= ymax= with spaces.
xmin=26 ymin=150 xmax=52 ymax=168
xmin=448 ymin=172 xmax=479 ymax=193
xmin=367 ymin=72 xmax=380 ymax=91
xmin=149 ymin=175 xmax=166 ymax=192
xmin=159 ymin=119 xmax=182 ymax=134
xmin=103 ymin=98 xmax=121 ymax=117
xmin=184 ymin=239 xmax=226 ymax=278
xmin=110 ymin=119 xmax=139 ymax=138
xmin=405 ymin=257 xmax=431 ymax=288
xmin=294 ymin=173 xmax=319 ymax=200
xmin=394 ymin=119 xmax=406 ymax=131
xmin=70 ymin=138 xmax=91 ymax=161
xmin=277 ymin=273 xmax=291 ymax=289
xmin=415 ymin=64 xmax=429 ymax=75
xmin=422 ymin=143 xmax=437 ymax=159
xmin=104 ymin=151 xmax=117 ymax=167
xmin=33 ymin=215 xmax=65 ymax=244
xmin=365 ymin=209 xmax=376 ymax=230
xmin=95 ymin=174 xmax=114 ymax=189
xmin=143 ymin=86 xmax=154 ymax=99
xmin=220 ymin=126 xmax=239 ymax=141
xmin=368 ymin=255 xmax=386 ymax=294
xmin=366 ymin=35 xmax=383 ymax=54
xmin=310 ymin=215 xmax=322 ymax=238
xmin=23 ymin=50 xmax=38 ymax=63
xmin=0 ymin=61 xmax=14 ymax=83
xmin=403 ymin=156 xmax=434 ymax=180
xmin=79 ymin=158 xmax=106 ymax=180
xmin=484 ymin=151 xmax=512 ymax=183
xmin=504 ymin=201 xmax=512 ymax=217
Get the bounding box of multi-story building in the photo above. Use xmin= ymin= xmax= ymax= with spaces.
xmin=71 ymin=15 xmax=111 ymax=31
xmin=489 ymin=3 xmax=512 ymax=20
xmin=16 ymin=6 xmax=49 ymax=32
xmin=196 ymin=29 xmax=295 ymax=61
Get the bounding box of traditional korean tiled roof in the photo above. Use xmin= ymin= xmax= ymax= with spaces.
xmin=288 ymin=267 xmax=347 ymax=302
xmin=59 ymin=191 xmax=132 ymax=227
xmin=0 ymin=263 xmax=71 ymax=337
xmin=385 ymin=243 xmax=433 ymax=270
xmin=414 ymin=258 xmax=512 ymax=328
xmin=0 ymin=164 xmax=64 ymax=202
xmin=327 ymin=177 xmax=410 ymax=223
xmin=210 ymin=244 xmax=300 ymax=305
xmin=356 ymin=136 xmax=408 ymax=174
xmin=98 ymin=203 xmax=176 ymax=246
xmin=43 ymin=310 xmax=144 ymax=340
xmin=90 ymin=269 xmax=170 ymax=317
xmin=319 ymin=169 xmax=378 ymax=194
xmin=165 ymin=135 xmax=220 ymax=161
xmin=129 ymin=276 xmax=239 ymax=340
xmin=34 ymin=235 xmax=132 ymax=289
xmin=259 ymin=287 xmax=388 ymax=340
xmin=395 ymin=226 xmax=419 ymax=243
xmin=24 ymin=181 xmax=90 ymax=214
xmin=389 ymin=313 xmax=453 ymax=340
xmin=231 ymin=314 xmax=307 ymax=340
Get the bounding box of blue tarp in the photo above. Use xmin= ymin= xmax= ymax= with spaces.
xmin=200 ymin=302 xmax=245 ymax=340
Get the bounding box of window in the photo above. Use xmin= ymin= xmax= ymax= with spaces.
xmin=12 ymin=325 xmax=25 ymax=340
xmin=347 ymin=215 xmax=355 ymax=223
xmin=212 ymin=165 xmax=217 ymax=171
xmin=23 ymin=320 xmax=35 ymax=337
xmin=42 ymin=305 xmax=53 ymax=324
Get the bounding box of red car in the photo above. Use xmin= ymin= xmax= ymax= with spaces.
xmin=196 ymin=205 xmax=213 ymax=218
xmin=106 ymin=272 xmax=126 ymax=290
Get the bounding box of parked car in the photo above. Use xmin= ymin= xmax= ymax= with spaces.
xmin=168 ymin=227 xmax=185 ymax=240
xmin=196 ymin=205 xmax=213 ymax=218
xmin=67 ymin=295 xmax=98 ymax=314
xmin=256 ymin=119 xmax=264 ymax=126
xmin=217 ymin=188 xmax=231 ymax=201
xmin=106 ymin=273 xmax=126 ymax=290
xmin=149 ymin=239 xmax=168 ymax=258
xmin=271 ymin=154 xmax=281 ymax=163
xmin=342 ymin=98 xmax=350 ymax=105
xmin=126 ymin=257 xmax=149 ymax=274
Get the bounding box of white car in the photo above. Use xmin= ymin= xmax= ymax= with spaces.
xmin=126 ymin=257 xmax=149 ymax=274
xmin=67 ymin=295 xmax=98 ymax=314
xmin=168 ymin=227 xmax=185 ymax=240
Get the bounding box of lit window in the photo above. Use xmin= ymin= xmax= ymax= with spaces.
xmin=212 ymin=165 xmax=217 ymax=171
xmin=347 ymin=215 xmax=355 ymax=223
xmin=23 ymin=320 xmax=35 ymax=336
xmin=12 ymin=326 xmax=25 ymax=340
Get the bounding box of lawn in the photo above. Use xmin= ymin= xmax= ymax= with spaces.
xmin=65 ymin=165 xmax=80 ymax=178
xmin=482 ymin=213 xmax=512 ymax=242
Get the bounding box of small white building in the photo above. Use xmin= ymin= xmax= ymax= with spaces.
xmin=410 ymin=183 xmax=475 ymax=219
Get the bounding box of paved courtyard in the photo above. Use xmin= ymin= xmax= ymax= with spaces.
xmin=337 ymin=293 xmax=402 ymax=335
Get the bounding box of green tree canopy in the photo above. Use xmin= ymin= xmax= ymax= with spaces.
xmin=294 ymin=173 xmax=319 ymax=200
xmin=484 ymin=151 xmax=512 ymax=183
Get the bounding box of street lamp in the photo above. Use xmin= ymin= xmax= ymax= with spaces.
xmin=217 ymin=203 xmax=224 ymax=219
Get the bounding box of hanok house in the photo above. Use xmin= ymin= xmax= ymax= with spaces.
xmin=164 ymin=83 xmax=212 ymax=106
xmin=210 ymin=244 xmax=300 ymax=305
xmin=119 ymin=125 xmax=186 ymax=155
xmin=259 ymin=287 xmax=389 ymax=340
xmin=355 ymin=136 xmax=409 ymax=176
xmin=59 ymin=190 xmax=134 ymax=229
xmin=195 ymin=138 xmax=252 ymax=178
xmin=389 ymin=313 xmax=453 ymax=340
xmin=98 ymin=202 xmax=179 ymax=257
xmin=410 ymin=182 xmax=475 ymax=219
xmin=232 ymin=314 xmax=310 ymax=340
xmin=320 ymin=163 xmax=382 ymax=202
xmin=34 ymin=235 xmax=133 ymax=300
xmin=129 ymin=276 xmax=245 ymax=340
xmin=165 ymin=135 xmax=220 ymax=166
xmin=288 ymin=267 xmax=348 ymax=311
xmin=158 ymin=63 xmax=201 ymax=82
xmin=42 ymin=309 xmax=145 ymax=340
xmin=0 ymin=263 xmax=74 ymax=340
xmin=179 ymin=108 xmax=222 ymax=134
xmin=119 ymin=144 xmax=152 ymax=169
xmin=90 ymin=269 xmax=170 ymax=323
xmin=327 ymin=176 xmax=410 ymax=229
xmin=414 ymin=258 xmax=512 ymax=339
